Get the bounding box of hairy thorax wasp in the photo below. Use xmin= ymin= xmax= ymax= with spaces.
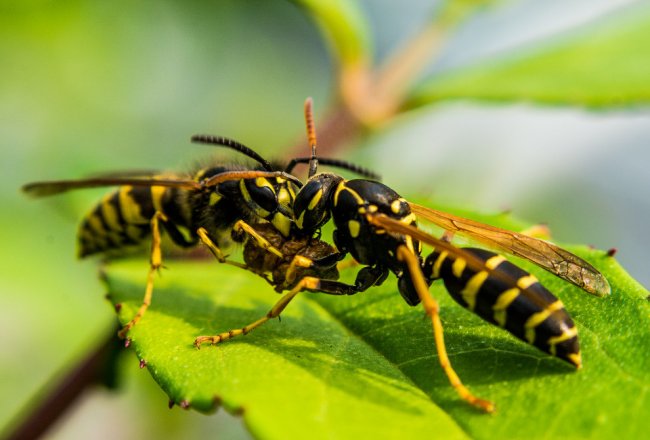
xmin=22 ymin=134 xmax=377 ymax=340
xmin=24 ymin=98 xmax=610 ymax=413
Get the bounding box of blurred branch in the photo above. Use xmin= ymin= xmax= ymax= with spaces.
xmin=291 ymin=1 xmax=515 ymax=146
xmin=4 ymin=325 xmax=123 ymax=440
xmin=345 ymin=22 xmax=447 ymax=125
xmin=289 ymin=18 xmax=450 ymax=157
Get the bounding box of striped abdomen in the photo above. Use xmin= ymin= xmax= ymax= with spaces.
xmin=423 ymin=247 xmax=581 ymax=367
xmin=78 ymin=185 xmax=183 ymax=257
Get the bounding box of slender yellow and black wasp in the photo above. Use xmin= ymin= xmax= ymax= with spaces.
xmin=22 ymin=135 xmax=379 ymax=340
xmin=194 ymin=98 xmax=610 ymax=413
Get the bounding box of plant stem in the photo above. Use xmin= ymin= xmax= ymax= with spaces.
xmin=3 ymin=325 xmax=123 ymax=440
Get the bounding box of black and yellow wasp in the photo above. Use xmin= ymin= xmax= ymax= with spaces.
xmin=24 ymin=98 xmax=610 ymax=412
xmin=22 ymin=134 xmax=379 ymax=339
xmin=192 ymin=99 xmax=610 ymax=413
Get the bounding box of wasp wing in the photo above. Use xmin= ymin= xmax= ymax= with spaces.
xmin=22 ymin=176 xmax=200 ymax=197
xmin=410 ymin=203 xmax=610 ymax=297
xmin=366 ymin=213 xmax=553 ymax=308
xmin=84 ymin=170 xmax=163 ymax=179
xmin=23 ymin=169 xmax=303 ymax=198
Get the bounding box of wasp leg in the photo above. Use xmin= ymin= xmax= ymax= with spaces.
xmin=117 ymin=211 xmax=166 ymax=339
xmin=337 ymin=258 xmax=359 ymax=271
xmin=195 ymin=227 xmax=252 ymax=271
xmin=284 ymin=255 xmax=314 ymax=285
xmin=396 ymin=245 xmax=495 ymax=414
xmin=194 ymin=276 xmax=359 ymax=348
xmin=233 ymin=220 xmax=284 ymax=258
xmin=283 ymin=251 xmax=346 ymax=285
xmin=196 ymin=227 xmax=228 ymax=263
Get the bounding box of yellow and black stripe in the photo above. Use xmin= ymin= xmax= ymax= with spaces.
xmin=77 ymin=185 xmax=180 ymax=257
xmin=423 ymin=247 xmax=581 ymax=367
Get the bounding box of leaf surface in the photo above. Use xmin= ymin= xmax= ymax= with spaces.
xmin=408 ymin=6 xmax=650 ymax=109
xmin=104 ymin=208 xmax=650 ymax=439
xmin=288 ymin=0 xmax=370 ymax=66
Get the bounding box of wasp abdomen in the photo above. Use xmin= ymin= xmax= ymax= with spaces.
xmin=424 ymin=247 xmax=581 ymax=367
xmin=78 ymin=185 xmax=168 ymax=257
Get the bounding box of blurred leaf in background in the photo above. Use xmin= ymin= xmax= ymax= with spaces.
xmin=1 ymin=0 xmax=648 ymax=438
xmin=2 ymin=1 xmax=330 ymax=438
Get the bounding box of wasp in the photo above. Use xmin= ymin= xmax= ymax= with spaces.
xmin=194 ymin=98 xmax=610 ymax=413
xmin=22 ymin=134 xmax=378 ymax=340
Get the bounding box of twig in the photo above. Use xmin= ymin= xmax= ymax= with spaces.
xmin=4 ymin=325 xmax=123 ymax=440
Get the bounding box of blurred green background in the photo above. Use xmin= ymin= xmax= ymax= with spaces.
xmin=1 ymin=0 xmax=648 ymax=438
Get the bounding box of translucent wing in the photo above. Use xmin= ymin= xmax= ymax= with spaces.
xmin=366 ymin=213 xmax=553 ymax=308
xmin=22 ymin=176 xmax=199 ymax=197
xmin=22 ymin=169 xmax=302 ymax=197
xmin=410 ymin=203 xmax=610 ymax=297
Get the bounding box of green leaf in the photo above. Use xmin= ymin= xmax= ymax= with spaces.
xmin=104 ymin=262 xmax=467 ymax=439
xmin=436 ymin=0 xmax=511 ymax=29
xmin=104 ymin=209 xmax=649 ymax=439
xmin=288 ymin=0 xmax=370 ymax=66
xmin=408 ymin=6 xmax=650 ymax=108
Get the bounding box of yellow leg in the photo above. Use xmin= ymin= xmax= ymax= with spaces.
xmin=117 ymin=211 xmax=166 ymax=339
xmin=196 ymin=226 xmax=254 ymax=271
xmin=336 ymin=258 xmax=359 ymax=271
xmin=197 ymin=227 xmax=227 ymax=262
xmin=397 ymin=245 xmax=495 ymax=414
xmin=284 ymin=255 xmax=315 ymax=284
xmin=233 ymin=220 xmax=283 ymax=258
xmin=194 ymin=276 xmax=321 ymax=348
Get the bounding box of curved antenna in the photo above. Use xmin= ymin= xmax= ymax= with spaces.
xmin=284 ymin=157 xmax=381 ymax=181
xmin=304 ymin=98 xmax=319 ymax=178
xmin=191 ymin=135 xmax=273 ymax=171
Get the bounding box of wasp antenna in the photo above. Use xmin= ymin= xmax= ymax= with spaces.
xmin=308 ymin=144 xmax=319 ymax=178
xmin=304 ymin=97 xmax=317 ymax=149
xmin=191 ymin=135 xmax=273 ymax=171
xmin=304 ymin=97 xmax=319 ymax=178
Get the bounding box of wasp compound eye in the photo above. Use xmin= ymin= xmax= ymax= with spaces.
xmin=294 ymin=174 xmax=342 ymax=232
xmin=239 ymin=177 xmax=279 ymax=217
